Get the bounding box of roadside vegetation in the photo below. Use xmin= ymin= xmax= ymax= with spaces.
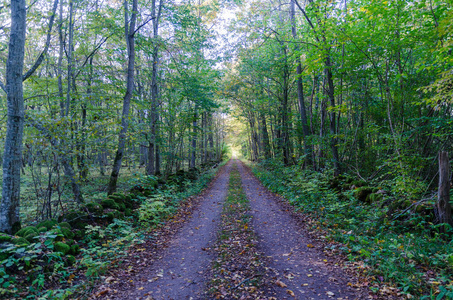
xmin=0 ymin=160 xmax=224 ymax=299
xmin=250 ymin=159 xmax=453 ymax=299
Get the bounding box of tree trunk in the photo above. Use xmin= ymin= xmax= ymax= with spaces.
xmin=325 ymin=55 xmax=341 ymax=175
xmin=0 ymin=0 xmax=26 ymax=233
xmin=290 ymin=0 xmax=312 ymax=167
xmin=107 ymin=0 xmax=137 ymax=195
xmin=437 ymin=151 xmax=453 ymax=229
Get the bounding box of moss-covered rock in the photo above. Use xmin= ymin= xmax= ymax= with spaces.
xmin=65 ymin=239 xmax=74 ymax=246
xmin=50 ymin=228 xmax=64 ymax=241
xmin=59 ymin=211 xmax=88 ymax=229
xmin=37 ymin=219 xmax=57 ymax=230
xmin=25 ymin=232 xmax=38 ymax=243
xmin=354 ymin=187 xmax=374 ymax=202
xmin=38 ymin=226 xmax=48 ymax=233
xmin=61 ymin=227 xmax=75 ymax=239
xmin=86 ymin=202 xmax=103 ymax=215
xmin=58 ymin=222 xmax=71 ymax=229
xmin=70 ymin=244 xmax=80 ymax=255
xmin=110 ymin=193 xmax=126 ymax=202
xmin=124 ymin=208 xmax=133 ymax=217
xmin=15 ymin=226 xmax=38 ymax=237
xmin=74 ymin=229 xmax=85 ymax=240
xmin=12 ymin=237 xmax=30 ymax=246
xmin=54 ymin=242 xmax=70 ymax=254
xmin=66 ymin=254 xmax=76 ymax=266
xmin=101 ymin=198 xmax=120 ymax=210
xmin=0 ymin=234 xmax=12 ymax=242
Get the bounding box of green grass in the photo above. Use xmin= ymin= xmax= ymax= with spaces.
xmin=207 ymin=166 xmax=264 ymax=298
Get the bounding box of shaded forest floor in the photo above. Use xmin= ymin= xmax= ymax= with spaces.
xmin=91 ymin=159 xmax=405 ymax=299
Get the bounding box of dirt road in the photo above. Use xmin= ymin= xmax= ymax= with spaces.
xmin=97 ymin=160 xmax=359 ymax=299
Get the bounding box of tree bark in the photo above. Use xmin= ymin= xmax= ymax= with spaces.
xmin=437 ymin=151 xmax=453 ymax=229
xmin=107 ymin=0 xmax=138 ymax=195
xmin=0 ymin=0 xmax=27 ymax=234
xmin=290 ymin=0 xmax=312 ymax=167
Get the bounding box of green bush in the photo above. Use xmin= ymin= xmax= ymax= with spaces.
xmin=61 ymin=227 xmax=75 ymax=239
xmin=139 ymin=199 xmax=174 ymax=227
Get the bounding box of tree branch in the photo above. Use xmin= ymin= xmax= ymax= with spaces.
xmin=22 ymin=0 xmax=59 ymax=81
xmin=74 ymin=35 xmax=112 ymax=79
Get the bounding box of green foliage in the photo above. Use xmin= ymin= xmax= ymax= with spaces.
xmin=139 ymin=199 xmax=174 ymax=227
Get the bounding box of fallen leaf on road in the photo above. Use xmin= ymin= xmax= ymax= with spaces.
xmin=326 ymin=291 xmax=335 ymax=296
xmin=286 ymin=289 xmax=295 ymax=297
xmin=307 ymin=244 xmax=314 ymax=248
xmin=275 ymin=280 xmax=287 ymax=288
xmin=137 ymin=287 xmax=144 ymax=290
xmin=105 ymin=276 xmax=115 ymax=283
xmin=307 ymin=274 xmax=313 ymax=277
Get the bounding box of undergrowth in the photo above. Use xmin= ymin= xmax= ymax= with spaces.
xmin=0 ymin=161 xmax=224 ymax=299
xmin=250 ymin=159 xmax=453 ymax=299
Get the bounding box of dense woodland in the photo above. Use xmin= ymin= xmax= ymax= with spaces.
xmin=227 ymin=0 xmax=453 ymax=223
xmin=0 ymin=0 xmax=228 ymax=233
xmin=1 ymin=0 xmax=453 ymax=298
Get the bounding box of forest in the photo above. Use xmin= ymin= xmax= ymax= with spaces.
xmin=0 ymin=0 xmax=452 ymax=298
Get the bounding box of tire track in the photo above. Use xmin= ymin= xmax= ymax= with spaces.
xmin=237 ymin=160 xmax=358 ymax=299
xmin=118 ymin=161 xmax=232 ymax=300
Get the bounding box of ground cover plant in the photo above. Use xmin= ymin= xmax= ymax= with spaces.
xmin=0 ymin=161 xmax=223 ymax=299
xmin=250 ymin=159 xmax=453 ymax=299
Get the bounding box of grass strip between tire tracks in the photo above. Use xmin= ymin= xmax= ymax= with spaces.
xmin=206 ymin=165 xmax=268 ymax=299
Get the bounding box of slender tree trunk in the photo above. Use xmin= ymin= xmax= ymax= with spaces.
xmin=0 ymin=0 xmax=26 ymax=233
xmin=290 ymin=0 xmax=312 ymax=167
xmin=58 ymin=0 xmax=64 ymax=116
xmin=437 ymin=151 xmax=453 ymax=229
xmin=325 ymin=55 xmax=341 ymax=175
xmin=107 ymin=0 xmax=137 ymax=194
xmin=65 ymin=0 xmax=74 ymax=117
xmin=190 ymin=104 xmax=198 ymax=168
